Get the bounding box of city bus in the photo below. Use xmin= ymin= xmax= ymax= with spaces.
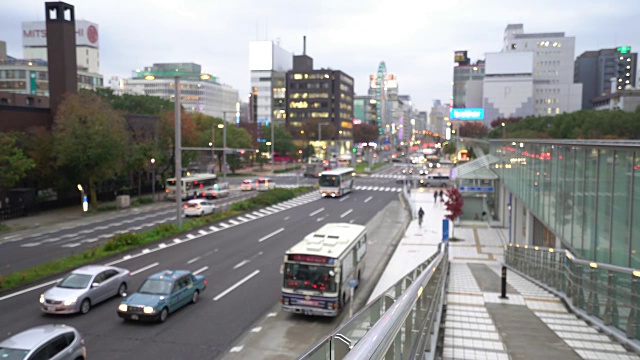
xmin=319 ymin=167 xmax=355 ymax=198
xmin=165 ymin=174 xmax=218 ymax=200
xmin=280 ymin=223 xmax=367 ymax=317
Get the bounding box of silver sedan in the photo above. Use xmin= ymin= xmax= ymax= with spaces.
xmin=40 ymin=265 xmax=130 ymax=315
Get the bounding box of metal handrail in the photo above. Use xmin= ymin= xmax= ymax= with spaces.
xmin=344 ymin=243 xmax=446 ymax=359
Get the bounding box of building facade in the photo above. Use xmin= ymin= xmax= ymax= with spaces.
xmin=592 ymin=89 xmax=640 ymax=112
xmin=502 ymin=24 xmax=582 ymax=118
xmin=285 ymin=58 xmax=354 ymax=157
xmin=354 ymin=95 xmax=377 ymax=125
xmin=453 ymin=58 xmax=485 ymax=108
xmin=429 ymin=100 xmax=448 ymax=139
xmin=575 ymin=48 xmax=637 ymax=110
xmin=122 ymin=62 xmax=239 ymax=120
xmin=249 ymin=41 xmax=293 ymax=127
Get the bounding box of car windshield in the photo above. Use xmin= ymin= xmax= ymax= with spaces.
xmin=319 ymin=175 xmax=339 ymax=187
xmin=283 ymin=263 xmax=336 ymax=292
xmin=187 ymin=202 xmax=200 ymax=208
xmin=243 ymin=180 xmax=251 ymax=184
xmin=257 ymin=179 xmax=267 ymax=184
xmin=138 ymin=279 xmax=173 ymax=295
xmin=0 ymin=348 xmax=29 ymax=360
xmin=57 ymin=273 xmax=93 ymax=289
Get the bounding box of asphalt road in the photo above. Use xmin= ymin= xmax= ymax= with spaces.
xmin=0 ymin=180 xmax=401 ymax=360
xmin=0 ymin=176 xmax=318 ymax=276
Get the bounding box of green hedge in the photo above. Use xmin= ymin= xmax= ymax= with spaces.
xmin=0 ymin=187 xmax=313 ymax=292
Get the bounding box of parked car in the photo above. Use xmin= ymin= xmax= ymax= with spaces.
xmin=240 ymin=179 xmax=254 ymax=191
xmin=419 ymin=174 xmax=452 ymax=188
xmin=200 ymin=183 xmax=230 ymax=199
xmin=0 ymin=324 xmax=86 ymax=360
xmin=117 ymin=269 xmax=207 ymax=322
xmin=184 ymin=199 xmax=215 ymax=217
xmin=256 ymin=178 xmax=276 ymax=192
xmin=40 ymin=265 xmax=130 ymax=315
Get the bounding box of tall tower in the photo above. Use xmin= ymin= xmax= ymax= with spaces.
xmin=45 ymin=1 xmax=77 ymax=115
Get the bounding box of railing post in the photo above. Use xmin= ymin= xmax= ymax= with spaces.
xmin=627 ymin=277 xmax=638 ymax=339
xmin=575 ymin=266 xmax=585 ymax=308
xmin=587 ymin=267 xmax=599 ymax=317
xmin=603 ymin=271 xmax=618 ymax=326
xmin=403 ymin=312 xmax=413 ymax=358
xmin=371 ymin=298 xmax=382 ymax=327
xmin=565 ymin=257 xmax=573 ymax=298
xmin=333 ymin=334 xmax=352 ymax=359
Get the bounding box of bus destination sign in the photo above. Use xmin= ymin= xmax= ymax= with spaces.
xmin=289 ymin=254 xmax=334 ymax=264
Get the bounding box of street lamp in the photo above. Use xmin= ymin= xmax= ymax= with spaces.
xmin=173 ymin=75 xmax=182 ymax=228
xmin=77 ymin=184 xmax=88 ymax=212
xmin=150 ymin=158 xmax=156 ymax=202
xmin=218 ymin=123 xmax=226 ymax=181
xmin=501 ymin=122 xmax=506 ymax=139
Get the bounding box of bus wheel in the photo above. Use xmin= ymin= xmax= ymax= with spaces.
xmin=356 ymin=271 xmax=361 ymax=288
xmin=342 ymin=292 xmax=346 ymax=307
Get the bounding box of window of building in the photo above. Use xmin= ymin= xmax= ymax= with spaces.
xmin=311 ymin=112 xmax=329 ymax=118
xmin=293 ymin=74 xmax=303 ymax=80
xmin=290 ymin=101 xmax=308 ymax=109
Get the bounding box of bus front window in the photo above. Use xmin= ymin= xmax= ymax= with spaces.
xmin=319 ymin=175 xmax=339 ymax=187
xmin=283 ymin=263 xmax=336 ymax=292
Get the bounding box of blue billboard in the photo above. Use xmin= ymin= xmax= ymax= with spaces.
xmin=450 ymin=108 xmax=485 ymax=120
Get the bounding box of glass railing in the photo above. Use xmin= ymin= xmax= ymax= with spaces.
xmin=506 ymin=243 xmax=640 ymax=348
xmin=299 ymin=242 xmax=449 ymax=360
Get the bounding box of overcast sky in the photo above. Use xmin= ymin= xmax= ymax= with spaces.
xmin=2 ymin=0 xmax=640 ymax=111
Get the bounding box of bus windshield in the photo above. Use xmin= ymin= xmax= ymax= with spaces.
xmin=283 ymin=263 xmax=336 ymax=292
xmin=319 ymin=175 xmax=340 ymax=187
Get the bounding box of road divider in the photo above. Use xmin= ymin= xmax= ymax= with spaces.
xmin=131 ymin=262 xmax=159 ymax=276
xmin=193 ymin=266 xmax=208 ymax=275
xmin=213 ymin=269 xmax=260 ymax=301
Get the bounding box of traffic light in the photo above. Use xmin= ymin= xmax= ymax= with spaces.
xmin=616 ymin=47 xmax=633 ymax=91
xmin=352 ymin=147 xmax=357 ymax=153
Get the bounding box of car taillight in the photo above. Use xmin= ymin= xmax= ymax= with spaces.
xmin=212 ymin=192 xmax=217 ymax=196
xmin=165 ymin=189 xmax=169 ymax=193
xmin=183 ymin=204 xmax=188 ymax=209
xmin=204 ymin=279 xmax=208 ymax=285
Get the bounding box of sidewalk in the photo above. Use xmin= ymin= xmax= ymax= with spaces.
xmin=370 ymin=188 xmax=640 ymax=360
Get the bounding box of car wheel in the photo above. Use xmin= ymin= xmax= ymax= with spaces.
xmin=159 ymin=307 xmax=169 ymax=323
xmin=117 ymin=283 xmax=127 ymax=297
xmin=191 ymin=290 xmax=199 ymax=304
xmin=80 ymin=299 xmax=91 ymax=314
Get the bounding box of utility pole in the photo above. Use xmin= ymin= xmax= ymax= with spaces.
xmin=174 ymin=76 xmax=182 ymax=229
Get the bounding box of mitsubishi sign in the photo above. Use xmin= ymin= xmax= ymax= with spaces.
xmin=450 ymin=108 xmax=485 ymax=120
xmin=22 ymin=20 xmax=99 ymax=48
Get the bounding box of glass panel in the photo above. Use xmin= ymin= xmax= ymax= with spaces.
xmin=582 ymin=149 xmax=598 ymax=260
xmin=560 ymin=147 xmax=575 ymax=248
xmin=541 ymin=144 xmax=552 ymax=226
xmin=595 ymin=149 xmax=612 ymax=263
xmin=611 ymin=150 xmax=632 ymax=267
xmin=572 ymin=148 xmax=586 ymax=255
xmin=631 ymin=152 xmax=640 ymax=268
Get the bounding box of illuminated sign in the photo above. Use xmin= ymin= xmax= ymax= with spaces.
xmin=617 ymin=46 xmax=631 ymax=54
xmin=22 ymin=21 xmax=99 ymax=47
xmin=450 ymin=108 xmax=485 ymax=120
xmin=288 ymin=254 xmax=334 ymax=264
xmin=352 ymin=118 xmax=362 ymax=125
xmin=454 ymin=50 xmax=469 ymax=65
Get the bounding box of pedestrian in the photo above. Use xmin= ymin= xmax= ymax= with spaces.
xmin=439 ymin=190 xmax=444 ymax=202
xmin=433 ymin=190 xmax=438 ymax=203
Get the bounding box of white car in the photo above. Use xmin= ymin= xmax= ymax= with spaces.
xmin=240 ymin=179 xmax=254 ymax=191
xmin=184 ymin=199 xmax=215 ymax=217
xmin=256 ymin=178 xmax=276 ymax=192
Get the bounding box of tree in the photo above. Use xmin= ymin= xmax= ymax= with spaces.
xmin=20 ymin=127 xmax=60 ymax=191
xmin=95 ymin=88 xmax=173 ymax=115
xmin=353 ymin=123 xmax=379 ymax=144
xmin=443 ymin=142 xmax=456 ymax=155
xmin=467 ymin=146 xmax=476 ymax=160
xmin=459 ymin=121 xmax=489 ymax=138
xmin=53 ymin=90 xmax=130 ymax=206
xmin=490 ymin=116 xmax=522 ymax=128
xmin=155 ymin=110 xmax=199 ymax=179
xmin=444 ymin=187 xmax=464 ymax=238
xmin=302 ymin=144 xmax=315 ymax=160
xmin=226 ymin=153 xmax=242 ymax=174
xmin=262 ymin=124 xmax=295 ymax=155
xmin=0 ymin=133 xmax=35 ymax=203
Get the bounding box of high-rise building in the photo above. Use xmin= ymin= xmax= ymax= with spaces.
xmin=249 ymin=40 xmax=293 ymax=127
xmin=22 ymin=20 xmax=100 ymax=74
xmin=368 ymin=62 xmax=401 ymax=143
xmin=285 ymin=50 xmax=354 ymax=157
xmin=453 ymin=51 xmax=485 ymax=109
xmin=122 ymin=62 xmax=239 ymax=120
xmin=354 ymin=95 xmax=377 ymax=125
xmin=502 ymin=24 xmax=582 ymax=118
xmin=575 ymin=48 xmax=637 ymax=109
xmin=429 ymin=100 xmax=449 ymax=138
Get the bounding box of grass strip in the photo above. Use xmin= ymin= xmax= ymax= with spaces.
xmin=0 ymin=187 xmax=312 ymax=292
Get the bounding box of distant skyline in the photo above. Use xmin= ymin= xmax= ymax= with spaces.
xmin=2 ymin=0 xmax=640 ymax=112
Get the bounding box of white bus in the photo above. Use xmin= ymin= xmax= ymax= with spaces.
xmin=319 ymin=167 xmax=355 ymax=198
xmin=281 ymin=223 xmax=367 ymax=317
xmin=165 ymin=174 xmax=218 ymax=200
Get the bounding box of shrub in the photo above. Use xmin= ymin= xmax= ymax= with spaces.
xmin=137 ymin=196 xmax=153 ymax=204
xmin=103 ymin=232 xmax=141 ymax=252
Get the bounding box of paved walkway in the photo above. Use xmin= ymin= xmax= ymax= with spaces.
xmin=370 ymin=188 xmax=640 ymax=360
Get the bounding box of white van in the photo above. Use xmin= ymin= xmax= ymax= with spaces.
xmin=256 ymin=178 xmax=276 ymax=191
xmin=419 ymin=174 xmax=452 ymax=188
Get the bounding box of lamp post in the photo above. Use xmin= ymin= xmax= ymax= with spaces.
xmin=150 ymin=158 xmax=156 ymax=202
xmin=220 ymin=123 xmax=226 ymax=181
xmin=501 ymin=122 xmax=506 ymax=139
xmin=174 ymin=75 xmax=182 ymax=229
xmin=77 ymin=184 xmax=88 ymax=212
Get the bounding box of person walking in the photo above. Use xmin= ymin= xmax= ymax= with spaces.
xmin=418 ymin=207 xmax=425 ymax=226
xmin=439 ymin=189 xmax=444 ymax=202
xmin=433 ymin=190 xmax=438 ymax=203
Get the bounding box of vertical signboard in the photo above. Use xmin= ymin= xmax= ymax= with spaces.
xmin=442 ymin=219 xmax=450 ymax=241
xmin=29 ymin=71 xmax=37 ymax=95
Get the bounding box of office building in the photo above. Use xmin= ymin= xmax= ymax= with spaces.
xmin=354 ymin=95 xmax=377 ymax=125
xmin=453 ymin=51 xmax=485 ymax=109
xmin=249 ymin=40 xmax=293 ymax=126
xmin=429 ymin=100 xmax=449 ymax=138
xmin=575 ymin=48 xmax=637 ymax=109
xmin=122 ymin=62 xmax=239 ymax=120
xmin=502 ymin=24 xmax=582 ymax=118
xmin=285 ymin=51 xmax=354 ymax=157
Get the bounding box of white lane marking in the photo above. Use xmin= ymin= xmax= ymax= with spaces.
xmin=309 ymin=208 xmax=325 ymax=217
xmin=366 ymin=186 xmax=373 ymax=190
xmin=237 ymin=216 xmax=249 ymax=222
xmin=283 ymin=216 xmax=290 ymax=220
xmin=193 ymin=266 xmax=208 ymax=275
xmin=396 ymin=188 xmax=402 ymax=192
xmin=219 ymin=223 xmax=230 ymax=228
xmin=122 ymin=255 xmax=132 ymax=260
xmin=317 ymin=216 xmax=325 ymax=222
xmin=339 ymin=195 xmax=350 ymax=202
xmin=186 ymin=234 xmax=196 ymax=239
xmin=233 ymin=260 xmax=249 ymax=269
xmin=267 ymin=312 xmax=277 ymax=318
xmin=173 ymin=238 xmax=181 ymax=243
xmin=61 ymin=243 xmax=81 ymax=248
xmin=364 ymin=196 xmax=373 ymax=203
xmin=252 ymin=211 xmax=264 ymax=217
xmin=131 ymin=225 xmax=144 ymax=231
xmin=158 ymin=243 xmax=167 ymax=248
xmin=213 ymin=270 xmax=260 ymax=301
xmin=142 ymin=249 xmax=150 ymax=254
xmin=384 ymin=187 xmax=391 ymax=191
xmin=21 ymin=243 xmax=39 ymax=247
xmin=251 ymin=327 xmax=262 ymax=333
xmin=229 ymin=346 xmax=244 ymax=353
xmin=3 ymin=234 xmax=20 ymax=240
xmin=209 ymin=226 xmax=219 ymax=231
xmin=340 ymin=209 xmax=353 ymax=218
xmin=187 ymin=256 xmax=201 ymax=264
xmin=245 ymin=214 xmax=257 ymax=220
xmin=130 ymin=262 xmax=159 ymax=276
xmin=349 ymin=219 xmax=355 ymax=224
xmin=198 ymin=230 xmax=208 ymax=235
xmin=373 ymin=186 xmax=380 ymax=191
xmin=228 ymin=220 xmax=240 ymax=225
xmin=258 ymin=227 xmax=285 ymax=243
xmin=0 ymin=278 xmax=61 ymax=302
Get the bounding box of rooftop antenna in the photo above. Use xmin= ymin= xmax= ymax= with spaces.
xmin=303 ymin=35 xmax=306 ymax=55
